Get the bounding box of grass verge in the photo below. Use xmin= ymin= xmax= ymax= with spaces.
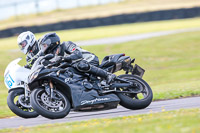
xmin=0 ymin=108 xmax=199 ymax=133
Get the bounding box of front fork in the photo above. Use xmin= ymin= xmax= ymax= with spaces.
xmin=49 ymin=81 xmax=54 ymax=100
xmin=44 ymin=80 xmax=55 ymax=101
xmin=24 ymin=83 xmax=30 ymax=101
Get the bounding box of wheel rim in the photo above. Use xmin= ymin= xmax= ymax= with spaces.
xmin=35 ymin=90 xmax=67 ymax=113
xmin=119 ymin=76 xmax=149 ymax=100
xmin=14 ymin=94 xmax=34 ymax=112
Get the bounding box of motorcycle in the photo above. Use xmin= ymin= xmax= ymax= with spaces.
xmin=29 ymin=53 xmax=153 ymax=119
xmin=4 ymin=58 xmax=39 ymax=118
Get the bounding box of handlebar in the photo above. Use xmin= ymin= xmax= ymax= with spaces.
xmin=46 ymin=58 xmax=71 ymax=69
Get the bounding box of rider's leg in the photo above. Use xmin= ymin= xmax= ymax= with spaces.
xmin=75 ymin=60 xmax=115 ymax=84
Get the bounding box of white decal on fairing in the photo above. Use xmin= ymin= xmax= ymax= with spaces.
xmin=81 ymin=98 xmax=110 ymax=105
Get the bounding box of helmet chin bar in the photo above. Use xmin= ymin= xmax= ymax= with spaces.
xmin=24 ymin=45 xmax=31 ymax=55
xmin=29 ymin=42 xmax=39 ymax=55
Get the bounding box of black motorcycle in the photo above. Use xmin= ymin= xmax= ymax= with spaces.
xmin=28 ymin=54 xmax=153 ymax=119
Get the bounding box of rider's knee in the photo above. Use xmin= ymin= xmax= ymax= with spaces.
xmin=76 ymin=60 xmax=91 ymax=72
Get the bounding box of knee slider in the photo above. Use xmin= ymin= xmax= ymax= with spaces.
xmin=76 ymin=60 xmax=91 ymax=72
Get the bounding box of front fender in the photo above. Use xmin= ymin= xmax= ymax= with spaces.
xmin=8 ymin=87 xmax=24 ymax=93
xmin=29 ymin=73 xmax=72 ymax=103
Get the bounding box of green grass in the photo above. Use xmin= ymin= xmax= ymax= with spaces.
xmin=0 ymin=108 xmax=199 ymax=133
xmin=0 ymin=18 xmax=200 ymax=118
xmin=0 ymin=0 xmax=199 ymax=30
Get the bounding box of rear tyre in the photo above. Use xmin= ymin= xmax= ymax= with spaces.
xmin=7 ymin=88 xmax=39 ymax=118
xmin=116 ymin=75 xmax=153 ymax=110
xmin=30 ymin=88 xmax=71 ymax=119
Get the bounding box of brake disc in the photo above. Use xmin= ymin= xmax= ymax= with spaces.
xmin=18 ymin=95 xmax=32 ymax=108
xmin=40 ymin=92 xmax=63 ymax=108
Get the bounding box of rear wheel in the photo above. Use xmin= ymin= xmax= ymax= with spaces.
xmin=30 ymin=88 xmax=71 ymax=119
xmin=7 ymin=88 xmax=39 ymax=118
xmin=116 ymin=75 xmax=153 ymax=110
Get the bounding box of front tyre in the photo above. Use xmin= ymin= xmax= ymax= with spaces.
xmin=116 ymin=75 xmax=153 ymax=110
xmin=30 ymin=88 xmax=71 ymax=119
xmin=7 ymin=88 xmax=39 ymax=118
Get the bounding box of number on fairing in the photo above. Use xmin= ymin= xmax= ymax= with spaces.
xmin=5 ymin=74 xmax=15 ymax=88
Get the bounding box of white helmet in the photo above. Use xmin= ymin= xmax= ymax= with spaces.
xmin=17 ymin=31 xmax=36 ymax=54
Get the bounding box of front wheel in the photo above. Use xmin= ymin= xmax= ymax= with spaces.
xmin=116 ymin=75 xmax=153 ymax=110
xmin=7 ymin=88 xmax=39 ymax=118
xmin=30 ymin=88 xmax=71 ymax=119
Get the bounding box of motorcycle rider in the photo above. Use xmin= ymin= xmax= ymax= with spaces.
xmin=38 ymin=32 xmax=116 ymax=84
xmin=17 ymin=31 xmax=42 ymax=68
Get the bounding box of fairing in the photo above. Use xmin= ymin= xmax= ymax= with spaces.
xmin=4 ymin=58 xmax=30 ymax=89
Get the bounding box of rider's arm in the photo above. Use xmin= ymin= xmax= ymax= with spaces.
xmin=25 ymin=50 xmax=44 ymax=68
xmin=61 ymin=41 xmax=83 ymax=62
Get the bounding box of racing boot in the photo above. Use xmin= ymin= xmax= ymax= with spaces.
xmin=89 ymin=65 xmax=116 ymax=84
xmin=76 ymin=60 xmax=116 ymax=84
xmin=106 ymin=73 xmax=116 ymax=84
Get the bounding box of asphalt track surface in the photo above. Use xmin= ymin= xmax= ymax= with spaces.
xmin=2 ymin=28 xmax=200 ymax=129
xmin=0 ymin=97 xmax=199 ymax=129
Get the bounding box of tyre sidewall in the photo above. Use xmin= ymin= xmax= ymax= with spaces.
xmin=116 ymin=75 xmax=153 ymax=110
xmin=30 ymin=88 xmax=71 ymax=119
xmin=7 ymin=88 xmax=39 ymax=118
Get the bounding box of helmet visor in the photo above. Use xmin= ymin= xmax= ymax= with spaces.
xmin=41 ymin=43 xmax=48 ymax=52
xmin=18 ymin=40 xmax=27 ymax=50
xmin=40 ymin=39 xmax=51 ymax=53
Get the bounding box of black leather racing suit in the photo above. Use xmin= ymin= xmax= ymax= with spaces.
xmin=55 ymin=41 xmax=112 ymax=81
